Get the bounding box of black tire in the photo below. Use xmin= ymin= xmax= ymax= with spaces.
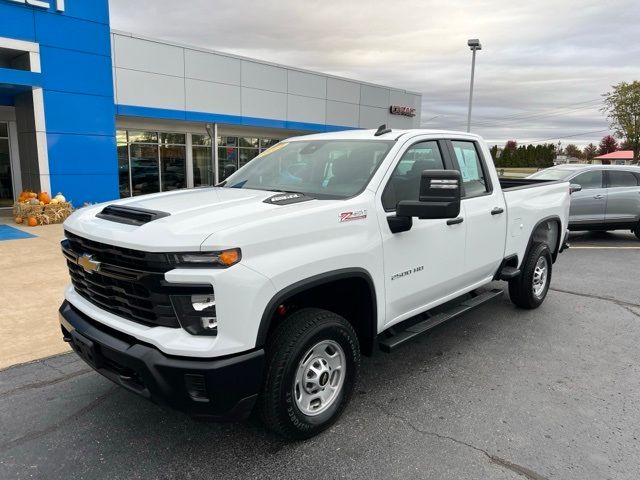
xmin=259 ymin=308 xmax=360 ymax=439
xmin=508 ymin=242 xmax=552 ymax=309
xmin=634 ymin=224 xmax=640 ymax=241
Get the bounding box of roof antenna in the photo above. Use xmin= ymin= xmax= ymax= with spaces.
xmin=374 ymin=124 xmax=392 ymax=136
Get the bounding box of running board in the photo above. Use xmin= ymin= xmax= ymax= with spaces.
xmin=378 ymin=288 xmax=503 ymax=353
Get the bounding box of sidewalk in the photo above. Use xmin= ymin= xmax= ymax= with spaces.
xmin=0 ymin=212 xmax=70 ymax=368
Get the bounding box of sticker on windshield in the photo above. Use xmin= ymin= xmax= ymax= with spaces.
xmin=339 ymin=210 xmax=367 ymax=222
xmin=255 ymin=141 xmax=288 ymax=159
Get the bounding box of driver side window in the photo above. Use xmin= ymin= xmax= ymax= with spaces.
xmin=381 ymin=141 xmax=445 ymax=211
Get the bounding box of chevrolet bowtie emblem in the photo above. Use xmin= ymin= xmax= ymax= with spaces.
xmin=77 ymin=254 xmax=101 ymax=273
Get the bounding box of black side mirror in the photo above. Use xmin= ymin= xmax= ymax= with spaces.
xmin=396 ymin=170 xmax=462 ymax=220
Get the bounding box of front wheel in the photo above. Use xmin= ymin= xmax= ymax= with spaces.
xmin=259 ymin=308 xmax=360 ymax=439
xmin=508 ymin=242 xmax=552 ymax=309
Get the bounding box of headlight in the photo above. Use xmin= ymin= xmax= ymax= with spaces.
xmin=171 ymin=293 xmax=218 ymax=336
xmin=171 ymin=248 xmax=241 ymax=268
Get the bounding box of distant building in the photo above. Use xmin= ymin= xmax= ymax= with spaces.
xmin=592 ymin=151 xmax=636 ymax=165
xmin=555 ymin=155 xmax=581 ymax=165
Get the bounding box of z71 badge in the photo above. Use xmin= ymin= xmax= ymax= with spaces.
xmin=339 ymin=210 xmax=368 ymax=222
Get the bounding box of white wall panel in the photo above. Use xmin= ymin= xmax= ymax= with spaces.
xmin=358 ymin=105 xmax=388 ymax=128
xmin=360 ymin=84 xmax=390 ymax=108
xmin=326 ymin=101 xmax=359 ymax=127
xmin=116 ymin=68 xmax=185 ymax=110
xmin=327 ymin=78 xmax=360 ymax=104
xmin=241 ymin=61 xmax=286 ymax=93
xmin=287 ymin=70 xmax=326 ymax=99
xmin=185 ymin=79 xmax=241 ymax=116
xmin=114 ymin=35 xmax=184 ymax=77
xmin=241 ymin=87 xmax=286 ymax=120
xmin=287 ymin=95 xmax=326 ymax=124
xmin=185 ymin=49 xmax=241 ymax=85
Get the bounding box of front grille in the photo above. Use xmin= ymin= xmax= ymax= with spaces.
xmin=62 ymin=232 xmax=211 ymax=328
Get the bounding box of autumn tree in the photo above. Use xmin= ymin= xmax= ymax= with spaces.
xmin=583 ymin=143 xmax=597 ymax=160
xmin=505 ymin=140 xmax=517 ymax=151
xmin=565 ymin=144 xmax=583 ymax=159
xmin=602 ymin=81 xmax=640 ymax=161
xmin=598 ymin=135 xmax=618 ymax=155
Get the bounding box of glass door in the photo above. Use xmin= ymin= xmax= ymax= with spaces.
xmin=0 ymin=122 xmax=14 ymax=208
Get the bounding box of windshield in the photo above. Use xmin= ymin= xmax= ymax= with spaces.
xmin=221 ymin=140 xmax=394 ymax=199
xmin=527 ymin=168 xmax=574 ymax=181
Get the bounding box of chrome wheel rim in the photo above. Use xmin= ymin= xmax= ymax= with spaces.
xmin=532 ymin=256 xmax=548 ymax=298
xmin=293 ymin=340 xmax=346 ymax=416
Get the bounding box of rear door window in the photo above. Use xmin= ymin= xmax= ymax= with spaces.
xmin=571 ymin=170 xmax=603 ymax=190
xmin=607 ymin=170 xmax=639 ymax=187
xmin=450 ymin=141 xmax=489 ymax=198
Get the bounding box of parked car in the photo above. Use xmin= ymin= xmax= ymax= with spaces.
xmin=528 ymin=165 xmax=640 ymax=239
xmin=59 ymin=128 xmax=570 ymax=439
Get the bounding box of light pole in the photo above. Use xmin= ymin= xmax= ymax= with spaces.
xmin=466 ymin=38 xmax=482 ymax=133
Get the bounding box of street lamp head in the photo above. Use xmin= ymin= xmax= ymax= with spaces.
xmin=468 ymin=38 xmax=482 ymax=50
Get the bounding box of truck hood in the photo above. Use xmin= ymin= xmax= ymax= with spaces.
xmin=63 ymin=187 xmax=328 ymax=251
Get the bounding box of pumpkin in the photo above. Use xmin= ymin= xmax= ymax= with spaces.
xmin=38 ymin=192 xmax=51 ymax=204
xmin=29 ymin=192 xmax=37 ymax=198
xmin=15 ymin=216 xmax=23 ymax=224
xmin=27 ymin=216 xmax=38 ymax=227
xmin=28 ymin=198 xmax=40 ymax=205
xmin=54 ymin=192 xmax=66 ymax=203
xmin=49 ymin=198 xmax=59 ymax=205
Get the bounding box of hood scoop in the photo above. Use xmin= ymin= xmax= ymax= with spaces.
xmin=96 ymin=205 xmax=170 ymax=226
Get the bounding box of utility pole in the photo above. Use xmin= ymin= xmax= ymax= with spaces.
xmin=467 ymin=39 xmax=482 ymax=133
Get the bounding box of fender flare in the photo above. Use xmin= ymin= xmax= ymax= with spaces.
xmin=255 ymin=267 xmax=378 ymax=349
xmin=522 ymin=215 xmax=563 ymax=266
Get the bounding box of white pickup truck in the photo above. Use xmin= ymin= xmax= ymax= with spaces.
xmin=59 ymin=127 xmax=571 ymax=439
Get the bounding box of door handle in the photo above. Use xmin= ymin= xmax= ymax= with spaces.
xmin=491 ymin=207 xmax=505 ymax=215
xmin=593 ymin=194 xmax=604 ymax=199
xmin=446 ymin=217 xmax=464 ymax=226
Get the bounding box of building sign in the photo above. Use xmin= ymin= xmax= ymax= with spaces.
xmin=6 ymin=0 xmax=65 ymax=12
xmin=389 ymin=105 xmax=416 ymax=117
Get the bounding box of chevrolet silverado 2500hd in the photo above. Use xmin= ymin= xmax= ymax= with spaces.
xmin=59 ymin=127 xmax=571 ymax=439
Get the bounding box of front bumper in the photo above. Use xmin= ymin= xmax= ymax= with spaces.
xmin=59 ymin=300 xmax=264 ymax=420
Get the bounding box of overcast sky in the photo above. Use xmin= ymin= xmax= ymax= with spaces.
xmin=109 ymin=0 xmax=640 ymax=148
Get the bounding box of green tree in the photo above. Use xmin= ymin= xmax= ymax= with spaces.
xmin=583 ymin=143 xmax=597 ymax=160
xmin=602 ymin=81 xmax=640 ymax=161
xmin=565 ymin=144 xmax=583 ymax=159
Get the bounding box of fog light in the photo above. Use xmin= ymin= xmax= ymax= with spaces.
xmin=201 ymin=317 xmax=218 ymax=331
xmin=171 ymin=292 xmax=218 ymax=336
xmin=192 ymin=294 xmax=215 ymax=311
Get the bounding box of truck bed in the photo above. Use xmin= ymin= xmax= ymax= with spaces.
xmin=499 ymin=177 xmax=558 ymax=191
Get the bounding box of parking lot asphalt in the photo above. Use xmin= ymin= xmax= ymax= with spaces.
xmin=1 ymin=232 xmax=639 ymax=480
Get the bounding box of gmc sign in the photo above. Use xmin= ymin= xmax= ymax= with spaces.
xmin=389 ymin=105 xmax=416 ymax=117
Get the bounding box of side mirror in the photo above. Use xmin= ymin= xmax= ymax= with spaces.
xmin=396 ymin=170 xmax=462 ymax=220
xmin=569 ymin=183 xmax=582 ymax=194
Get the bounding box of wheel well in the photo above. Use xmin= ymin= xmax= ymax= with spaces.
xmin=529 ymin=217 xmax=561 ymax=261
xmin=259 ymin=274 xmax=377 ymax=356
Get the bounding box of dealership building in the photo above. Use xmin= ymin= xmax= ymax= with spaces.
xmin=0 ymin=0 xmax=422 ymax=208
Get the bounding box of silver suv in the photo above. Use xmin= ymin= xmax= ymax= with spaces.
xmin=529 ymin=165 xmax=640 ymax=240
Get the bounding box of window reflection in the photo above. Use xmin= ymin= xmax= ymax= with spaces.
xmin=130 ymin=143 xmax=159 ymax=196
xmin=161 ymin=145 xmax=186 ymax=191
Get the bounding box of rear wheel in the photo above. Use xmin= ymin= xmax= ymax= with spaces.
xmin=508 ymin=242 xmax=552 ymax=309
xmin=634 ymin=224 xmax=640 ymax=241
xmin=260 ymin=308 xmax=360 ymax=439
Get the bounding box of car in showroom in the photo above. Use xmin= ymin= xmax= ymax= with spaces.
xmin=528 ymin=164 xmax=640 ymax=239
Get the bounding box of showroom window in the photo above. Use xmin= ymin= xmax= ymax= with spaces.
xmin=192 ymin=134 xmax=213 ymax=187
xmin=117 ymin=130 xmax=282 ymax=196
xmin=218 ymin=136 xmax=281 ymax=182
xmin=117 ymin=130 xmax=186 ymax=197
